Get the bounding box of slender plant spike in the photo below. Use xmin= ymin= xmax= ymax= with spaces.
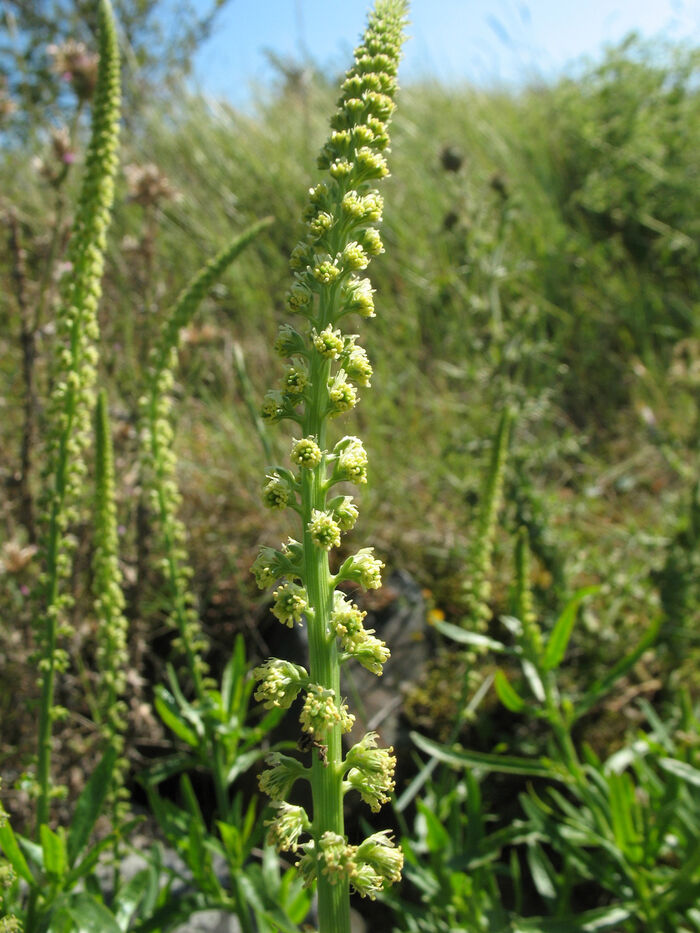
xmin=514 ymin=525 xmax=543 ymax=661
xmin=139 ymin=218 xmax=272 ymax=694
xmin=462 ymin=407 xmax=513 ymax=630
xmin=93 ymin=390 xmax=130 ymax=822
xmin=250 ymin=3 xmax=408 ymax=931
xmin=33 ymin=0 xmax=120 ymax=832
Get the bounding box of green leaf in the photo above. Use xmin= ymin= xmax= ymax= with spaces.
xmin=659 ymin=757 xmax=700 ymax=788
xmin=527 ymin=842 xmax=557 ymax=901
xmin=416 ymin=800 xmax=451 ymax=853
xmin=521 ymin=658 xmax=545 ymax=702
xmin=40 ymin=823 xmax=67 ymax=879
xmin=67 ymin=745 xmax=118 ymax=867
xmin=494 ymin=669 xmax=527 ymax=712
xmin=514 ymin=905 xmax=633 ymax=931
xmin=114 ymin=869 xmax=152 ymax=931
xmin=543 ymin=586 xmax=599 ymax=671
xmin=411 ymin=731 xmax=560 ymax=779
xmin=154 ymin=688 xmax=199 ymax=747
xmin=64 ymin=892 xmax=121 ymax=933
xmin=226 ymin=747 xmax=272 ymax=786
xmin=0 ymin=821 xmax=34 ymax=884
xmin=433 ymin=620 xmax=509 ymax=653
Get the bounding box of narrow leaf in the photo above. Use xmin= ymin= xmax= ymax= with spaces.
xmin=40 ymin=823 xmax=67 ymax=879
xmin=411 ymin=732 xmax=560 ymax=779
xmin=67 ymin=745 xmax=118 ymax=866
xmin=434 ymin=620 xmax=509 ymax=653
xmin=64 ymin=892 xmax=121 ymax=933
xmin=154 ymin=688 xmax=199 ymax=747
xmin=543 ymin=586 xmax=599 ymax=671
xmin=659 ymin=757 xmax=700 ymax=788
xmin=494 ymin=669 xmax=527 ymax=712
xmin=0 ymin=822 xmax=34 ymax=884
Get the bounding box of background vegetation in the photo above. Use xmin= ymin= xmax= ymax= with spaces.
xmin=0 ymin=5 xmax=698 ymax=929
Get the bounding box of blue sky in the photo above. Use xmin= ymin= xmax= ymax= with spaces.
xmin=192 ymin=0 xmax=700 ymax=104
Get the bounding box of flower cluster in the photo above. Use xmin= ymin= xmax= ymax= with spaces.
xmin=300 ymin=829 xmax=403 ymax=900
xmin=251 ymin=1 xmax=407 ymax=922
xmin=344 ymin=732 xmax=396 ymax=811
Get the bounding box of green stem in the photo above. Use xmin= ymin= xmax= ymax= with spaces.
xmin=302 ymin=350 xmax=350 ymax=933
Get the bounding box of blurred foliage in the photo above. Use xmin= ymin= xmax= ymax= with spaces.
xmin=0 ymin=0 xmax=230 ymax=133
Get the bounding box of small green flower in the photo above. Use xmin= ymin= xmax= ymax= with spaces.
xmin=262 ymin=474 xmax=290 ymax=510
xmin=308 ymin=509 xmax=342 ymax=550
xmin=265 ymin=802 xmax=310 ymax=853
xmin=258 ymin=752 xmax=309 ymax=801
xmin=300 ymin=684 xmax=354 ymax=735
xmin=343 ymin=343 xmax=373 ymax=387
xmin=341 ymin=241 xmax=370 ymax=271
xmin=274 ymin=323 xmax=306 ymax=357
xmin=341 ymin=276 xmax=375 ymax=318
xmin=328 ymin=370 xmax=358 ymax=414
xmin=271 ymin=581 xmax=309 ymax=627
xmin=356 ymin=830 xmax=403 ymax=885
xmin=287 ymin=278 xmax=313 ymax=312
xmin=344 ymin=733 xmax=396 ymax=811
xmin=253 ymin=658 xmax=308 ymax=709
xmin=313 ymin=325 xmax=344 ymax=359
xmin=283 ymin=363 xmax=309 ymax=397
xmin=319 ymin=831 xmax=356 ymax=883
xmin=330 ymin=592 xmax=367 ymax=638
xmin=338 ymin=547 xmax=384 ymax=590
xmin=331 ymin=495 xmax=359 ymax=531
xmin=291 ymin=436 xmax=323 ymax=468
xmin=360 ymin=227 xmax=384 ymax=256
xmin=261 ymin=389 xmax=286 ymax=423
xmin=333 ymin=435 xmax=368 ymax=484
xmin=343 ymin=629 xmax=390 ymax=675
xmin=312 ymin=255 xmax=341 ymax=284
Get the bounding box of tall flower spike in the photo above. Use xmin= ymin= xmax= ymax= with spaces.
xmin=34 ymin=0 xmax=121 ymax=831
xmin=139 ymin=219 xmax=271 ymax=696
xmin=93 ymin=391 xmax=130 ymax=825
xmin=251 ymin=4 xmax=408 ymax=931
